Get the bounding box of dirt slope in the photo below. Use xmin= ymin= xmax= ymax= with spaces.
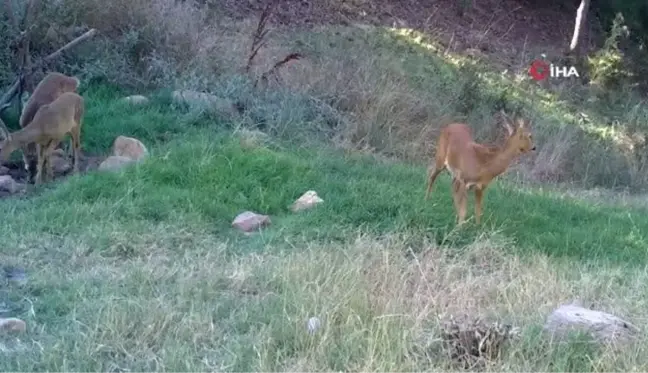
xmin=217 ymin=0 xmax=600 ymax=69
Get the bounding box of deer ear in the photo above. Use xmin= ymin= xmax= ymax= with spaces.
xmin=517 ymin=118 xmax=526 ymax=128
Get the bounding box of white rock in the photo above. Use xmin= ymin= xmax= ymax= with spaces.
xmin=98 ymin=155 xmax=135 ymax=172
xmin=544 ymin=304 xmax=639 ymax=344
xmin=112 ymin=135 xmax=148 ymax=161
xmin=0 ymin=175 xmax=24 ymax=194
xmin=291 ymin=190 xmax=324 ymax=212
xmin=306 ymin=316 xmax=321 ymax=334
xmin=122 ymin=95 xmax=150 ymax=106
xmin=0 ymin=317 xmax=26 ymax=333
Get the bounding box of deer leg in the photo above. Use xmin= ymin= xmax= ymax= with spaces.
xmin=23 ymin=143 xmax=37 ymax=184
xmin=457 ymin=181 xmax=468 ymax=225
xmin=71 ymin=126 xmax=81 ymax=174
xmin=34 ymin=144 xmax=45 ymax=186
xmin=45 ymin=140 xmax=58 ymax=182
xmin=474 ymin=186 xmax=486 ymax=224
xmin=451 ymin=178 xmax=468 ymax=225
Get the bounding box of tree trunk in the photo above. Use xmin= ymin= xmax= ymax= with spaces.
xmin=569 ymin=0 xmax=590 ymax=54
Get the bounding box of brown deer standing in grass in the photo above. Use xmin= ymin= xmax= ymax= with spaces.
xmin=424 ymin=111 xmax=536 ymax=225
xmin=19 ymin=72 xmax=80 ymax=183
xmin=0 ymin=92 xmax=84 ymax=185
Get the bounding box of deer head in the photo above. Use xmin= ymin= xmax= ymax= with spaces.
xmin=500 ymin=110 xmax=536 ymax=154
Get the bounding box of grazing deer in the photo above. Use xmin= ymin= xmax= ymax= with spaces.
xmin=0 ymin=92 xmax=84 ymax=185
xmin=424 ymin=111 xmax=536 ymax=225
xmin=19 ymin=72 xmax=80 ymax=183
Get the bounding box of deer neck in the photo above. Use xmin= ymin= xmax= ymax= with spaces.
xmin=7 ymin=126 xmax=42 ymax=147
xmin=479 ymin=139 xmax=520 ymax=180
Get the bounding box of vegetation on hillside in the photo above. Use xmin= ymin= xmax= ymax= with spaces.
xmin=1 ymin=0 xmax=648 ymax=190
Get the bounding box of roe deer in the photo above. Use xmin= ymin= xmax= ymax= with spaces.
xmin=19 ymin=72 xmax=80 ymax=183
xmin=0 ymin=92 xmax=84 ymax=185
xmin=424 ymin=111 xmax=536 ymax=225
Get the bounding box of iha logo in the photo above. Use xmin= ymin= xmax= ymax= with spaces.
xmin=528 ymin=60 xmax=579 ymax=81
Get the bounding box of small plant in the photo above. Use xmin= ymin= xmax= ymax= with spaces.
xmin=587 ymin=12 xmax=631 ymax=90
xmin=440 ymin=315 xmax=520 ymax=369
xmin=244 ymin=1 xmax=303 ymax=89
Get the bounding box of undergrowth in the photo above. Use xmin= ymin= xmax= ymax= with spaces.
xmin=2 ymin=0 xmax=648 ymax=190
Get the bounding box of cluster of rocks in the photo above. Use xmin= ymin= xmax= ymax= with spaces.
xmin=231 ymin=190 xmax=324 ymax=233
xmin=1 ymin=88 xmax=241 ymax=198
xmin=98 ymin=135 xmax=148 ymax=172
xmin=122 ymin=89 xmax=242 ymax=120
xmin=0 ymin=135 xmax=148 ymax=197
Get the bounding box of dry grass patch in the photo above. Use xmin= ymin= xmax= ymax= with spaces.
xmin=274 ymin=233 xmax=648 ymax=371
xmin=1 ymin=218 xmax=648 ymax=370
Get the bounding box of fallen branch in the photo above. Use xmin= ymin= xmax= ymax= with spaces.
xmin=41 ymin=28 xmax=97 ymax=65
xmin=0 ymin=28 xmax=98 ymax=114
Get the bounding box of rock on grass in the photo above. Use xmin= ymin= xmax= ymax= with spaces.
xmin=0 ymin=318 xmax=26 ymax=333
xmin=545 ymin=304 xmax=639 ymax=344
xmin=291 ymin=190 xmax=324 ymax=212
xmin=232 ymin=211 xmax=271 ymax=233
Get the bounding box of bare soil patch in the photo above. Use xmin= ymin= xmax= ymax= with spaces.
xmin=217 ymin=0 xmax=599 ymax=68
xmin=0 ymin=154 xmax=104 ymax=199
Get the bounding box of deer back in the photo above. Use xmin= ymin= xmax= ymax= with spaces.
xmin=20 ymin=72 xmax=79 ymax=128
xmin=442 ymin=123 xmax=482 ymax=178
xmin=30 ymin=92 xmax=84 ymax=137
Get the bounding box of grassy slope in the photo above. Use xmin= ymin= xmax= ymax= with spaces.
xmin=5 ymin=85 xmax=648 ymax=263
xmin=0 ymin=83 xmax=646 ymax=370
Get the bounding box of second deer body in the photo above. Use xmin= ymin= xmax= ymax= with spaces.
xmin=0 ymin=92 xmax=84 ymax=185
xmin=425 ymin=112 xmax=536 ymax=225
xmin=20 ymin=72 xmax=80 ymax=183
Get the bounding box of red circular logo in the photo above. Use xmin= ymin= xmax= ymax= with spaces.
xmin=529 ymin=60 xmax=550 ymax=81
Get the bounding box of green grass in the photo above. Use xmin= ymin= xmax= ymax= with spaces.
xmin=5 ymin=84 xmax=646 ymax=263
xmin=0 ymin=86 xmax=647 ymax=371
